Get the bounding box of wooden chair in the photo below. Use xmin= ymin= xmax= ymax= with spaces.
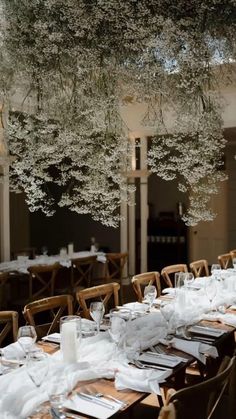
xmin=23 ymin=294 xmax=73 ymax=339
xmin=189 ymin=259 xmax=209 ymax=278
xmin=230 ymin=249 xmax=236 ymax=261
xmin=161 ymin=264 xmax=188 ymax=288
xmin=104 ymin=253 xmax=128 ymax=302
xmin=166 ymin=356 xmax=235 ymax=419
xmin=76 ymin=282 xmax=120 ymax=319
xmin=0 ymin=311 xmax=18 ymax=345
xmin=27 ymin=262 xmax=61 ymax=300
xmin=132 ymin=272 xmax=161 ymax=302
xmin=218 ymin=253 xmax=232 ymax=269
xmin=158 ymin=403 xmax=176 ymax=419
xmin=71 ymin=255 xmax=97 ymax=291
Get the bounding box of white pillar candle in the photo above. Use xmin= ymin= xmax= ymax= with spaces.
xmin=61 ymin=321 xmax=77 ymax=363
xmin=68 ymin=243 xmax=74 ymax=257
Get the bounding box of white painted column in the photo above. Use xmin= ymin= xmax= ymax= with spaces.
xmin=0 ymin=162 xmax=10 ymax=261
xmin=120 ymin=198 xmax=128 ymax=278
xmin=128 ymin=137 xmax=136 ymax=277
xmin=140 ymin=137 xmax=148 ymax=273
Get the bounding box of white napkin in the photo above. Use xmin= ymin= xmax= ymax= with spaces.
xmin=167 ymin=337 xmax=218 ymax=364
xmin=2 ymin=342 xmax=26 ymax=360
xmin=219 ymin=313 xmax=236 ymax=327
xmin=115 ymin=365 xmax=169 ymax=395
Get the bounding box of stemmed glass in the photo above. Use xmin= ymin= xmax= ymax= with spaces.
xmin=205 ymin=278 xmax=217 ymax=313
xmin=17 ymin=325 xmax=37 ymax=360
xmin=233 ymin=258 xmax=236 ymax=270
xmin=184 ymin=273 xmax=194 ymax=289
xmin=211 ymin=264 xmax=221 ymax=280
xmin=109 ymin=309 xmax=127 ymax=354
xmin=90 ymin=301 xmax=105 ymax=334
xmin=26 ymin=351 xmax=49 ymax=416
xmin=143 ymin=285 xmax=157 ymax=310
xmin=159 ymin=301 xmax=175 ymax=340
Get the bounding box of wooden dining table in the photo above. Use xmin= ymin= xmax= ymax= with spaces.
xmin=30 ymin=309 xmax=235 ymax=419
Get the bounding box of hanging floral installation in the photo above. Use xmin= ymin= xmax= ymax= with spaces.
xmin=0 ymin=0 xmax=235 ymax=226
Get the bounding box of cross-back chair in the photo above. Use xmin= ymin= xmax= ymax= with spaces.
xmin=132 ymin=272 xmax=161 ymax=302
xmin=218 ymin=253 xmax=232 ymax=269
xmin=0 ymin=311 xmax=18 ymax=346
xmin=23 ymin=294 xmax=73 ymax=339
xmin=230 ymin=249 xmax=236 ymax=261
xmin=189 ymin=259 xmax=209 ymax=278
xmin=166 ymin=356 xmax=235 ymax=419
xmin=27 ymin=262 xmax=60 ymax=301
xmin=71 ymin=255 xmax=97 ymax=291
xmin=161 ymin=264 xmax=188 ymax=288
xmin=104 ymin=252 xmax=128 ymax=303
xmin=158 ymin=403 xmax=176 ymax=419
xmin=76 ymin=282 xmax=120 ymax=319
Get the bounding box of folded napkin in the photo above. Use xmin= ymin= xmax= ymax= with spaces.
xmin=115 ymin=365 xmax=169 ymax=395
xmin=123 ymin=302 xmax=149 ymax=313
xmin=2 ymin=342 xmax=26 ymax=360
xmin=166 ymin=337 xmax=218 ymax=364
xmin=219 ymin=313 xmax=236 ymax=328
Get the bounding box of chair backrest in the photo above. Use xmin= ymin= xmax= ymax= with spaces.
xmin=189 ymin=259 xmax=209 ymax=278
xmin=218 ymin=253 xmax=232 ymax=269
xmin=161 ymin=264 xmax=188 ymax=288
xmin=132 ymin=272 xmax=161 ymax=302
xmin=23 ymin=294 xmax=73 ymax=339
xmin=158 ymin=403 xmax=176 ymax=419
xmin=0 ymin=311 xmax=18 ymax=346
xmin=71 ymin=255 xmax=97 ymax=290
xmin=27 ymin=262 xmax=60 ymax=300
xmin=168 ymin=356 xmax=235 ymax=419
xmin=104 ymin=253 xmax=128 ymax=281
xmin=76 ymin=282 xmax=120 ymax=319
xmin=230 ymin=249 xmax=236 ymax=261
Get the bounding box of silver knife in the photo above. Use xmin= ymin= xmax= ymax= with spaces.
xmin=77 ymin=393 xmax=115 ymax=410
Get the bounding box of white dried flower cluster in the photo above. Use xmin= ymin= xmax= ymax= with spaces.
xmin=1 ymin=0 xmax=235 ymax=225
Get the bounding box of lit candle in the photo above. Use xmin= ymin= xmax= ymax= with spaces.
xmin=61 ymin=321 xmax=77 ymax=363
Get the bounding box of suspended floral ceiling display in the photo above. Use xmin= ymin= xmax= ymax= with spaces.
xmin=0 ymin=0 xmax=236 ymax=226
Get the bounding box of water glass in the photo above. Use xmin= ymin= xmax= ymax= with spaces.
xmin=49 ymin=373 xmax=69 ymax=417
xmin=205 ymin=278 xmax=217 ymax=312
xmin=17 ymin=325 xmax=37 ymax=358
xmin=143 ymin=285 xmax=157 ymax=309
xmin=109 ymin=309 xmax=126 ymax=349
xmin=184 ymin=272 xmax=194 ymax=289
xmin=211 ymin=264 xmax=221 ymax=280
xmin=233 ymin=258 xmax=236 ymax=269
xmin=90 ymin=301 xmax=105 ymax=334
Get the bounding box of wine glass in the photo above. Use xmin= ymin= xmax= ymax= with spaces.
xmin=26 ymin=351 xmax=49 ymax=416
xmin=233 ymin=258 xmax=236 ymax=270
xmin=211 ymin=264 xmax=221 ymax=280
xmin=205 ymin=278 xmax=217 ymax=312
xmin=159 ymin=301 xmax=175 ymax=340
xmin=41 ymin=246 xmax=48 ymax=256
xmin=184 ymin=272 xmax=194 ymax=289
xmin=109 ymin=309 xmax=126 ymax=353
xmin=17 ymin=325 xmax=37 ymax=359
xmin=143 ymin=285 xmax=157 ymax=309
xmin=90 ymin=301 xmax=105 ymax=334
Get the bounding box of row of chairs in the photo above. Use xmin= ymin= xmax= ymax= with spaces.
xmin=0 ymin=252 xmax=128 ymax=305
